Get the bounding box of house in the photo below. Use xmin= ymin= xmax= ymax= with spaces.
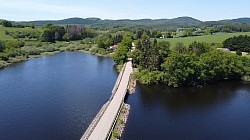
xmin=217 ymin=48 xmax=230 ymax=52
xmin=109 ymin=45 xmax=118 ymax=51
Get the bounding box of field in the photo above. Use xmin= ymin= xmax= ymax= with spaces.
xmin=158 ymin=32 xmax=250 ymax=48
xmin=0 ymin=26 xmax=42 ymax=40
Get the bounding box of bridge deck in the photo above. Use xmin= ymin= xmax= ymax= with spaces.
xmin=81 ymin=61 xmax=132 ymax=140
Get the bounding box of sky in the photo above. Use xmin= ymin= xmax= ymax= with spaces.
xmin=0 ymin=0 xmax=249 ymax=21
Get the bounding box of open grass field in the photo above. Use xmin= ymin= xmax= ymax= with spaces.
xmin=0 ymin=26 xmax=42 ymax=40
xmin=158 ymin=32 xmax=250 ymax=49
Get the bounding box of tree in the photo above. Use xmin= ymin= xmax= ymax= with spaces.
xmin=158 ymin=41 xmax=171 ymax=58
xmin=173 ymin=42 xmax=187 ymax=54
xmin=161 ymin=52 xmax=198 ymax=87
xmin=113 ymin=45 xmax=128 ymax=64
xmin=1 ymin=20 xmax=12 ymax=27
xmin=0 ymin=41 xmax=5 ymax=52
xmin=188 ymin=41 xmax=211 ymax=56
xmin=236 ymin=50 xmax=242 ymax=56
xmin=133 ymin=33 xmax=160 ymax=71
xmin=120 ymin=32 xmax=132 ymax=49
xmin=223 ymin=35 xmax=250 ymax=52
xmin=42 ymin=29 xmax=55 ymax=42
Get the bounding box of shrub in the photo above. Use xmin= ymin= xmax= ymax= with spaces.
xmin=21 ymin=46 xmax=42 ymax=55
xmin=236 ymin=50 xmax=242 ymax=56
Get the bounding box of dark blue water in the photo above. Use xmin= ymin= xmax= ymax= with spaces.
xmin=0 ymin=52 xmax=118 ymax=140
xmin=123 ymin=82 xmax=250 ymax=140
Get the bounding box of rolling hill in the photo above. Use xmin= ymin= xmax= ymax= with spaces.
xmin=14 ymin=17 xmax=250 ymax=29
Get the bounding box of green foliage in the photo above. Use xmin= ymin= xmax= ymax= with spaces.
xmin=132 ymin=34 xmax=161 ymax=71
xmin=161 ymin=52 xmax=199 ymax=87
xmin=97 ymin=34 xmax=113 ymax=48
xmin=1 ymin=20 xmax=13 ymax=27
xmin=188 ymin=41 xmax=212 ymax=55
xmin=0 ymin=41 xmax=5 ymax=52
xmin=236 ymin=50 xmax=242 ymax=56
xmin=5 ymin=40 xmax=24 ymax=48
xmin=134 ymin=39 xmax=250 ymax=87
xmin=113 ymin=32 xmax=133 ymax=64
xmin=42 ymin=29 xmax=56 ymax=42
xmin=135 ymin=70 xmax=163 ymax=85
xmin=223 ymin=35 xmax=250 ymax=52
xmin=173 ymin=42 xmax=187 ymax=54
xmin=43 ymin=45 xmax=59 ymax=52
xmin=21 ymin=46 xmax=42 ymax=55
xmin=41 ymin=25 xmax=65 ymax=42
xmin=113 ymin=45 xmax=128 ymax=64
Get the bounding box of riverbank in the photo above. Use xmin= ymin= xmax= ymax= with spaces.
xmin=0 ymin=51 xmax=61 ymax=69
xmin=111 ymin=103 xmax=130 ymax=140
xmin=128 ymin=71 xmax=137 ymax=94
xmin=0 ymin=43 xmax=114 ymax=69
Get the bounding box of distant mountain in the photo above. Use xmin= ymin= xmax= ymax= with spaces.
xmin=232 ymin=18 xmax=250 ymax=23
xmin=21 ymin=17 xmax=101 ymax=25
xmin=17 ymin=17 xmax=250 ymax=29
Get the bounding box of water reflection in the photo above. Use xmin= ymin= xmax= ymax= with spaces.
xmin=138 ymin=82 xmax=242 ymax=112
xmin=123 ymin=81 xmax=250 ymax=140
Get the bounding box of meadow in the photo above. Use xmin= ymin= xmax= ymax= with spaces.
xmin=0 ymin=26 xmax=42 ymax=40
xmin=158 ymin=32 xmax=250 ymax=48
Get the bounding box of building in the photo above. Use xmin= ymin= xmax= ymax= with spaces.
xmin=109 ymin=45 xmax=119 ymax=51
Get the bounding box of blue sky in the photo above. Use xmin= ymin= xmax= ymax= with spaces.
xmin=0 ymin=0 xmax=249 ymax=21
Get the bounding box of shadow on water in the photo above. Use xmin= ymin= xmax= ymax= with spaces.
xmin=123 ymin=81 xmax=250 ymax=140
xmin=136 ymin=81 xmax=246 ymax=112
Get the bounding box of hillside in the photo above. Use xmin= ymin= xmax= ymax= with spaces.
xmin=12 ymin=17 xmax=250 ymax=29
xmin=19 ymin=17 xmax=202 ymax=29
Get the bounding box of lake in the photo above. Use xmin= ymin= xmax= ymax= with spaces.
xmin=1 ymin=52 xmax=250 ymax=140
xmin=0 ymin=52 xmax=118 ymax=140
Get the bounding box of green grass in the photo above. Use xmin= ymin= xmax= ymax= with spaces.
xmin=0 ymin=26 xmax=42 ymax=40
xmin=158 ymin=32 xmax=250 ymax=49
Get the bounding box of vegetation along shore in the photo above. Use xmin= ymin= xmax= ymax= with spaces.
xmin=1 ymin=17 xmax=250 ymax=87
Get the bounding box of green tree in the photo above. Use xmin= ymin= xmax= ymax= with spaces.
xmin=188 ymin=41 xmax=211 ymax=56
xmin=1 ymin=20 xmax=12 ymax=27
xmin=42 ymin=29 xmax=55 ymax=42
xmin=113 ymin=45 xmax=128 ymax=64
xmin=173 ymin=42 xmax=187 ymax=54
xmin=0 ymin=41 xmax=5 ymax=52
xmin=161 ymin=52 xmax=198 ymax=87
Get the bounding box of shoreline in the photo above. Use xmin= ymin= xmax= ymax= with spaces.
xmin=0 ymin=50 xmax=113 ymax=69
xmin=111 ymin=103 xmax=130 ymax=140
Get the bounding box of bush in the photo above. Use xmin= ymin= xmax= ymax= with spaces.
xmin=21 ymin=46 xmax=42 ymax=55
xmin=135 ymin=70 xmax=163 ymax=85
xmin=242 ymin=75 xmax=250 ymax=82
xmin=43 ymin=45 xmax=59 ymax=52
xmin=236 ymin=50 xmax=242 ymax=56
xmin=5 ymin=40 xmax=24 ymax=48
xmin=84 ymin=48 xmax=89 ymax=51
xmin=89 ymin=48 xmax=97 ymax=54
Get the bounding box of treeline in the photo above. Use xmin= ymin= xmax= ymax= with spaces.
xmin=41 ymin=24 xmax=97 ymax=42
xmin=5 ymin=30 xmax=41 ymax=39
xmin=215 ymin=23 xmax=250 ymax=33
xmin=223 ymin=35 xmax=250 ymax=52
xmin=0 ymin=20 xmax=35 ymax=28
xmin=113 ymin=33 xmax=250 ymax=87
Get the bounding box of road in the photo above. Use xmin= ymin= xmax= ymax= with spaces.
xmin=81 ymin=61 xmax=132 ymax=140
